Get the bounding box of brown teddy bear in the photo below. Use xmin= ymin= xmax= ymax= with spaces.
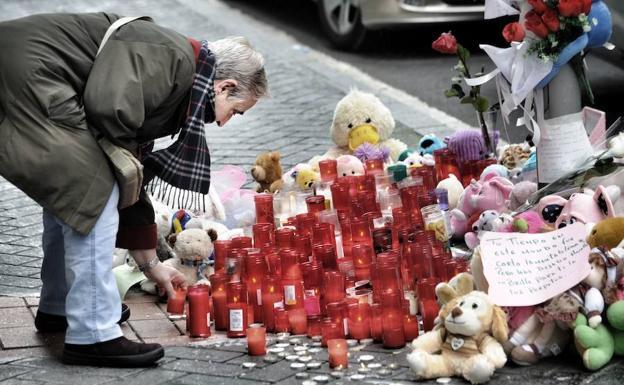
xmin=251 ymin=151 xmax=283 ymax=193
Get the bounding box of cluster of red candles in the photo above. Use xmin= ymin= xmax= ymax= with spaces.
xmin=168 ymin=157 xmax=473 ymax=355
xmin=433 ymin=148 xmax=498 ymax=187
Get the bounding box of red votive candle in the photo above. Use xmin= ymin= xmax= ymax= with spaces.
xmin=288 ymin=308 xmax=308 ymax=335
xmin=322 ymin=271 xmax=345 ymax=311
xmin=403 ymin=303 xmax=419 ymax=343
xmin=381 ymin=291 xmax=405 ymax=348
xmin=296 ymin=213 xmax=317 ymax=237
xmin=254 ymin=193 xmax=274 ymax=224
xmin=261 ymin=276 xmax=283 ymax=332
xmin=246 ymin=324 xmax=267 ymax=356
xmin=370 ymin=303 xmax=383 ymax=342
xmin=209 ymin=273 xmax=229 ymax=331
xmin=306 ymin=195 xmax=326 ymax=214
xmin=167 ymin=287 xmax=187 ymax=315
xmin=227 ymin=282 xmax=248 ymax=338
xmin=321 ymin=318 xmax=344 ymax=346
xmin=350 ymin=217 xmax=372 ymax=248
xmin=213 ymin=240 xmax=232 ymax=273
xmin=231 ymin=236 xmax=253 ymax=249
xmin=275 ymin=228 xmax=295 ymax=249
xmin=327 ymin=338 xmax=349 ymax=369
xmin=416 ymin=277 xmax=439 ymax=301
xmin=419 ymin=298 xmax=440 ymax=332
xmin=330 ymin=181 xmax=351 ymax=212
xmin=348 ymin=303 xmax=371 ymax=340
xmin=273 ymin=307 xmax=290 ymax=333
xmin=188 ymin=285 xmax=211 ymax=338
xmin=433 ymin=148 xmax=460 ymax=183
xmin=319 ymin=159 xmax=338 ymax=183
xmin=364 ymin=158 xmax=385 ymax=176
xmin=253 ymin=223 xmax=275 ymax=249
xmin=307 ymin=315 xmax=322 ymax=337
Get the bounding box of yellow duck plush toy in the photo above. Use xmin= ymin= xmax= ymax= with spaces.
xmin=323 ymin=89 xmax=407 ymax=163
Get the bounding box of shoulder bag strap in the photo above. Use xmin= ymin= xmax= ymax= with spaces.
xmin=97 ymin=16 xmax=153 ymax=57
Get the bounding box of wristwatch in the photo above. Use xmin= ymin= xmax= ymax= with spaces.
xmin=138 ymin=257 xmax=159 ymax=272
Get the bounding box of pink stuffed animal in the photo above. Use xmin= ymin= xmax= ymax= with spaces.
xmin=336 ymin=154 xmax=365 ymax=177
xmin=537 ymin=185 xmax=620 ymax=230
xmin=449 ymin=175 xmax=514 ymax=238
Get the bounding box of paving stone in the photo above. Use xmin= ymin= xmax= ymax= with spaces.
xmin=0 ymin=365 xmax=35 ymax=381
xmin=13 ymin=356 xmax=144 ymax=378
xmin=0 ymin=285 xmax=39 ymax=298
xmin=0 ymin=276 xmax=40 ymax=289
xmin=120 ymin=323 xmax=139 ymax=341
xmin=20 ymin=260 xmax=42 ymax=269
xmin=97 ymin=369 xmax=185 ymax=385
xmin=142 ymin=336 xmax=191 ymax=346
xmin=124 ymin=289 xmax=160 ymax=304
xmin=0 ymin=306 xmax=32 ymax=328
xmin=127 ymin=302 xmax=167 ymax=321
xmin=22 ymin=298 xmax=38 ymax=307
xmin=0 ymin=254 xmax=37 ymax=266
xmin=167 ymin=374 xmax=267 ymax=385
xmin=0 ymin=379 xmax=46 ymax=385
xmin=128 ymin=319 xmax=182 ymax=339
xmin=161 ymin=358 xmax=245 ymax=377
xmin=0 ymin=265 xmax=40 ymax=278
xmin=237 ymin=359 xmax=299 ymax=383
xmin=0 ymin=326 xmax=62 ymax=349
xmin=14 ymin=368 xmax=115 ymax=385
xmin=0 ymin=297 xmax=25 ymax=308
xmin=15 ymin=248 xmax=43 ymax=258
xmin=0 ymin=245 xmax=30 ymax=256
xmin=165 ymin=346 xmax=244 ymax=363
xmin=224 ymin=353 xmax=271 ymax=368
xmin=8 ymin=237 xmax=41 ymax=249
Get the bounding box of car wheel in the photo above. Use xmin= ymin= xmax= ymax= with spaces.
xmin=317 ymin=0 xmax=367 ymax=50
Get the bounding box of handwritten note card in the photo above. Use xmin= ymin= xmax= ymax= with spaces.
xmin=480 ymin=223 xmax=590 ymax=307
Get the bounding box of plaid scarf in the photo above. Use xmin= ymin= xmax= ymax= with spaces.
xmin=144 ymin=41 xmax=215 ymax=211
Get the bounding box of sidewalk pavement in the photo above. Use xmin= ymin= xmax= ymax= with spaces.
xmin=0 ymin=0 xmax=622 ymax=384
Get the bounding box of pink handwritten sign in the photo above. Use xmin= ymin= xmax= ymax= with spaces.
xmin=480 ymin=223 xmax=591 ymax=307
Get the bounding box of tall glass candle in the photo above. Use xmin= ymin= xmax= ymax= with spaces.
xmin=288 ymin=308 xmax=308 ymax=335
xmin=307 ymin=315 xmax=322 ymax=337
xmin=167 ymin=287 xmax=186 ymax=315
xmin=364 ymin=158 xmax=384 ymax=176
xmin=306 ymin=195 xmax=326 ymax=214
xmin=381 ymin=291 xmax=405 ymax=348
xmin=403 ymin=303 xmax=419 ymax=343
xmin=275 ymin=228 xmax=295 ymax=250
xmin=319 ymin=159 xmax=338 ymax=183
xmin=347 ymin=303 xmax=371 ymax=340
xmin=261 ymin=276 xmax=283 ymax=332
xmin=246 ymin=324 xmax=267 ymax=356
xmin=252 ymin=223 xmax=275 ymax=249
xmin=227 ymin=282 xmax=248 ymax=338
xmin=213 ymin=240 xmax=232 ymax=273
xmin=254 ymin=193 xmax=274 ymax=224
xmin=188 ymin=285 xmax=211 ymax=338
xmin=370 ymin=303 xmax=383 ymax=342
xmin=327 ymin=339 xmax=349 ymax=369
xmin=273 ymin=307 xmax=290 ymax=333
xmin=210 ymin=273 xmax=229 ymax=331
xmin=321 ymin=319 xmax=344 ymax=347
xmin=419 ymin=299 xmax=440 ymax=332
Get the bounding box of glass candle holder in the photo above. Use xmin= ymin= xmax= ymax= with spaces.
xmin=231 ymin=236 xmax=253 ymax=249
xmin=364 ymin=158 xmax=385 ymax=176
xmin=209 ymin=273 xmax=229 ymax=331
xmin=347 ymin=303 xmax=371 ymax=340
xmin=403 ymin=303 xmax=419 ymax=343
xmin=246 ymin=324 xmax=267 ymax=356
xmin=416 ymin=277 xmax=439 ymax=301
xmin=288 ymin=308 xmax=308 ymax=335
xmin=261 ymin=276 xmax=283 ymax=332
xmin=330 ymin=181 xmax=351 ymax=212
xmin=419 ymin=298 xmax=440 ymax=332
xmin=381 ymin=291 xmax=405 ymax=349
xmin=306 ymin=195 xmax=326 ymax=214
xmin=293 ymin=234 xmax=312 ymax=262
xmin=252 ymin=223 xmax=275 ymax=249
xmin=321 ymin=319 xmax=344 ymax=347
xmin=280 ymin=249 xmax=302 ymax=280
xmin=273 ymin=307 xmax=290 ymax=333
xmin=281 ymin=277 xmax=305 ymax=310
xmin=167 ymin=287 xmax=187 ymax=315
xmin=213 ymin=240 xmax=232 ymax=273
xmin=254 ymin=193 xmax=274 ymax=224
xmin=188 ymin=285 xmax=211 ymax=338
xmin=319 ymin=159 xmax=338 ymax=183
xmin=227 ymin=282 xmax=248 ymax=338
xmin=433 ymin=148 xmax=460 ymax=183
xmin=322 ymin=270 xmax=345 ymax=310
xmin=421 ymin=204 xmax=449 ymax=243
xmin=296 ymin=213 xmax=317 ymax=237
xmin=411 ymin=166 xmax=437 ymax=192
xmin=370 ymin=303 xmax=383 ymax=342
xmin=327 ymin=339 xmax=349 ymax=369
xmin=307 ymin=315 xmax=322 ymax=337
xmin=350 ymin=217 xmax=372 ymax=248
xmin=275 ymin=227 xmax=295 ymax=250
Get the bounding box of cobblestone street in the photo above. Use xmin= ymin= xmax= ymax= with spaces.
xmin=0 ymin=0 xmax=622 ymax=384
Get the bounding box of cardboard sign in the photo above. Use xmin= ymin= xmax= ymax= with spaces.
xmin=480 ymin=223 xmax=590 ymax=306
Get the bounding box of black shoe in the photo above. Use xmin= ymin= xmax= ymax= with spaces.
xmin=35 ymin=303 xmax=131 ymax=333
xmin=63 ymin=336 xmax=164 ymax=367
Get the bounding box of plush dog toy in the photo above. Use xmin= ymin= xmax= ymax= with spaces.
xmin=436 ymin=174 xmax=464 ymax=210
xmin=325 ymin=89 xmax=407 ymax=162
xmin=336 ymin=154 xmax=365 ymax=177
xmin=251 ymin=151 xmax=284 ymax=193
xmin=587 ymin=217 xmax=624 ymax=251
xmin=418 ymin=134 xmax=446 ymax=156
xmin=407 ymin=273 xmax=508 ymax=384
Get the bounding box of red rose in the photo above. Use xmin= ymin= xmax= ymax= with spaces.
xmin=527 ymin=0 xmax=548 ymax=14
xmin=525 ymin=10 xmax=550 ymax=39
xmin=502 ymin=22 xmax=526 ymax=43
xmin=582 ymin=0 xmax=592 ymax=15
xmin=432 ymin=32 xmax=457 ymax=54
xmin=542 ymin=9 xmax=560 ymax=32
xmin=558 ymin=0 xmax=586 ymax=17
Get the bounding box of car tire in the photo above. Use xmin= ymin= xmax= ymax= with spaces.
xmin=317 ymin=0 xmax=367 ymax=50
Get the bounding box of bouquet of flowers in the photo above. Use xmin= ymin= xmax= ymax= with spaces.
xmin=503 ymin=0 xmax=592 ymax=62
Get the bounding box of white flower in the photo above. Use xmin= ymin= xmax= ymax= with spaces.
xmin=607 ymin=132 xmax=624 ymax=158
xmin=583 ymin=25 xmax=592 ymax=32
xmin=592 ymin=17 xmax=599 ymax=26
xmin=579 ymin=14 xmax=588 ymax=22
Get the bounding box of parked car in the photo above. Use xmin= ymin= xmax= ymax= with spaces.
xmin=315 ymin=0 xmax=485 ymax=49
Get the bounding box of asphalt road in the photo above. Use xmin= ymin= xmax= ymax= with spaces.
xmin=225 ymin=0 xmax=624 ymax=143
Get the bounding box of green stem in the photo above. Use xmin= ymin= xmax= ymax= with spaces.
xmin=459 ymin=55 xmax=493 ymax=155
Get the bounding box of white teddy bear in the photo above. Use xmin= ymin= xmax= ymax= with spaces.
xmin=324 ymin=89 xmax=407 ymax=163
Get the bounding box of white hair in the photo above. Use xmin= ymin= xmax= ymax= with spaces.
xmin=208 ymin=36 xmax=268 ymax=101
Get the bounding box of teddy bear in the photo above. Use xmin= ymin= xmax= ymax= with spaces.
xmin=464 ymin=210 xmax=512 ymax=250
xmin=418 ymin=134 xmax=446 ymax=156
xmin=536 ymin=185 xmax=620 ymax=231
xmin=140 ymin=228 xmax=218 ymax=294
xmin=444 ymin=129 xmax=488 ymax=164
xmin=280 ymin=163 xmax=320 ymax=191
xmin=324 ymin=89 xmax=407 ymax=163
xmin=449 ymin=175 xmax=514 ymax=238
xmin=251 ymin=151 xmax=284 ymax=193
xmin=407 ymin=273 xmax=508 ymax=384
